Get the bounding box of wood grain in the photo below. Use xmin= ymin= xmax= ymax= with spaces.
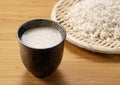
xmin=1 ymin=0 xmax=120 ymax=85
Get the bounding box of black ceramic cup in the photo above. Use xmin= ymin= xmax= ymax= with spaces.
xmin=17 ymin=19 xmax=66 ymax=77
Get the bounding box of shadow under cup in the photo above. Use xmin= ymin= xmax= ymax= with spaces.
xmin=17 ymin=19 xmax=66 ymax=77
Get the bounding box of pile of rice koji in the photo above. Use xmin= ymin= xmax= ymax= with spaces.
xmin=66 ymin=0 xmax=120 ymax=42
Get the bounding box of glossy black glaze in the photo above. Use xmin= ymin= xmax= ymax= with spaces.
xmin=17 ymin=19 xmax=66 ymax=77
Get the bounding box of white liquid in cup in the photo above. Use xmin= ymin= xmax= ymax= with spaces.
xmin=21 ymin=27 xmax=62 ymax=49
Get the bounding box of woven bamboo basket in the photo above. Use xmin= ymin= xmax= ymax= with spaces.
xmin=51 ymin=0 xmax=120 ymax=54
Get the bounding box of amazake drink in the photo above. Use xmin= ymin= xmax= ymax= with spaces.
xmin=17 ymin=19 xmax=66 ymax=77
xmin=21 ymin=27 xmax=62 ymax=49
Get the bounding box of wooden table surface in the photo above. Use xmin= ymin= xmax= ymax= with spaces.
xmin=1 ymin=0 xmax=120 ymax=85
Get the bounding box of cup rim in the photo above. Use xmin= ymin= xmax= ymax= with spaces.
xmin=17 ymin=18 xmax=66 ymax=50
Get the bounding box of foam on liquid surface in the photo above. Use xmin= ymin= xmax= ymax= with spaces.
xmin=21 ymin=27 xmax=62 ymax=49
